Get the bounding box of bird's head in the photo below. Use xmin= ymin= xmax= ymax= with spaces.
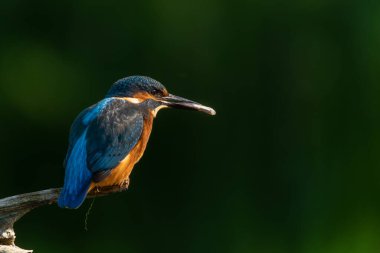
xmin=106 ymin=76 xmax=216 ymax=116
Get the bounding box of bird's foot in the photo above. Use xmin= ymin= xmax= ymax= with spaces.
xmin=94 ymin=186 xmax=101 ymax=193
xmin=120 ymin=178 xmax=130 ymax=189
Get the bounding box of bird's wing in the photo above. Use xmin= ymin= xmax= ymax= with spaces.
xmin=63 ymin=98 xmax=113 ymax=168
xmin=63 ymin=106 xmax=93 ymax=168
xmin=59 ymin=98 xmax=114 ymax=208
xmin=85 ymin=99 xmax=144 ymax=182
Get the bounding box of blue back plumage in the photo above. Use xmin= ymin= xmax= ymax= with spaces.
xmin=59 ymin=99 xmax=113 ymax=208
xmin=58 ymin=98 xmax=145 ymax=208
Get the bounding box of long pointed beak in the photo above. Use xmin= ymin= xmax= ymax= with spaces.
xmin=160 ymin=94 xmax=216 ymax=116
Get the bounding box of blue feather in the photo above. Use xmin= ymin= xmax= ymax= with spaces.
xmin=58 ymin=130 xmax=92 ymax=209
xmin=63 ymin=98 xmax=113 ymax=169
xmin=82 ymin=98 xmax=113 ymax=125
xmin=86 ymin=103 xmax=144 ymax=172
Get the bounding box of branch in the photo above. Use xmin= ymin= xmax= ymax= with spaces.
xmin=0 ymin=185 xmax=128 ymax=252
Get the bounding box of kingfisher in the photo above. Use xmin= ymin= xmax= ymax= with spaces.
xmin=58 ymin=76 xmax=216 ymax=209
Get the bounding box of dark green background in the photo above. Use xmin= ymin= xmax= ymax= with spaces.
xmin=1 ymin=0 xmax=380 ymax=252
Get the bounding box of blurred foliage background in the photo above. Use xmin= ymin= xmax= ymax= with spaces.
xmin=1 ymin=0 xmax=380 ymax=252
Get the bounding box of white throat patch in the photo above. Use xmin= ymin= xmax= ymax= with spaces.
xmin=152 ymin=105 xmax=168 ymax=117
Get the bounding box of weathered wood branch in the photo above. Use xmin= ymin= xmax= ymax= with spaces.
xmin=0 ymin=185 xmax=128 ymax=253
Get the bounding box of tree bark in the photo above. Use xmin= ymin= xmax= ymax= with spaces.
xmin=0 ymin=185 xmax=128 ymax=252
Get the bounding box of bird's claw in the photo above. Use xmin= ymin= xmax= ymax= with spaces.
xmin=120 ymin=178 xmax=130 ymax=189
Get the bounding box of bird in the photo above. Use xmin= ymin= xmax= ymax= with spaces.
xmin=58 ymin=76 xmax=216 ymax=209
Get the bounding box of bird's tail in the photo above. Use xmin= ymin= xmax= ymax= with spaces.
xmin=58 ymin=180 xmax=91 ymax=209
xmin=58 ymin=132 xmax=92 ymax=209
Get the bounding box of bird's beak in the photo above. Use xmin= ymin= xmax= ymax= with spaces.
xmin=160 ymin=94 xmax=216 ymax=116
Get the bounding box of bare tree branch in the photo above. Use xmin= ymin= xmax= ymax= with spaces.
xmin=0 ymin=185 xmax=128 ymax=253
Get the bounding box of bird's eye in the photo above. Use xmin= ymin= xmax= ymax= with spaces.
xmin=152 ymin=89 xmax=163 ymax=97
